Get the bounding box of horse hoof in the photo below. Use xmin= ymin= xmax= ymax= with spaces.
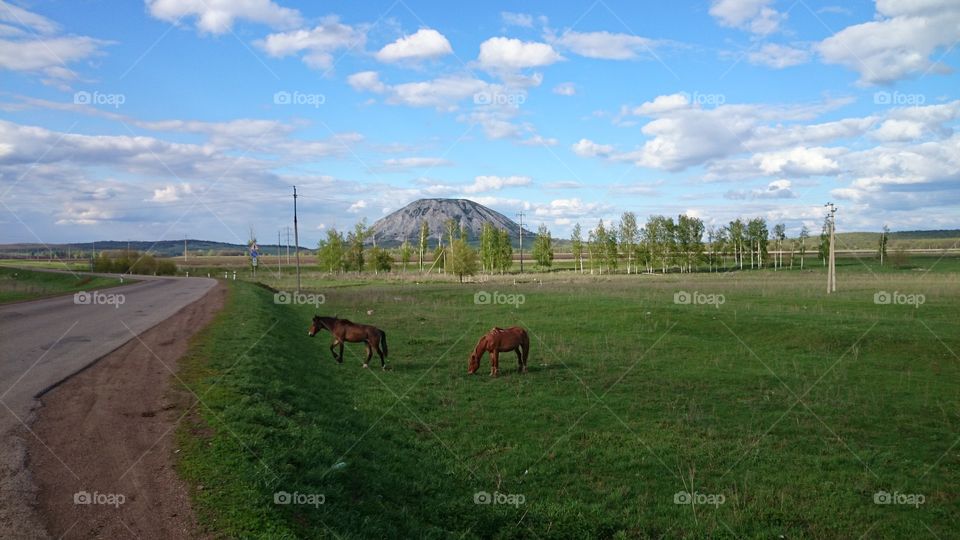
xmin=362 ymin=364 xmax=369 ymax=369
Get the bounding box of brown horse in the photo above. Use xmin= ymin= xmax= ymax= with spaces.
xmin=308 ymin=315 xmax=389 ymax=369
xmin=468 ymin=326 xmax=529 ymax=377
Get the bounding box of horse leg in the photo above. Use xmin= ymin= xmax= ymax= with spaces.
xmin=490 ymin=350 xmax=499 ymax=377
xmin=329 ymin=340 xmax=341 ymax=363
xmin=363 ymin=342 xmax=372 ymax=369
xmin=338 ymin=341 xmax=344 ymax=364
xmin=375 ymin=339 xmax=386 ymax=369
xmin=516 ymin=347 xmax=525 ymax=374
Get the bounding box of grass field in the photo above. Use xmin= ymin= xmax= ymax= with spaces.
xmin=0 ymin=266 xmax=124 ymax=304
xmin=174 ymin=258 xmax=959 ymax=538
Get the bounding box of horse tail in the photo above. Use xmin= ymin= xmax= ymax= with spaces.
xmin=379 ymin=330 xmax=388 ymax=357
xmin=522 ymin=330 xmax=530 ymax=364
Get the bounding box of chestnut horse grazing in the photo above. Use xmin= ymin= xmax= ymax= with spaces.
xmin=308 ymin=315 xmax=389 ymax=369
xmin=468 ymin=326 xmax=529 ymax=377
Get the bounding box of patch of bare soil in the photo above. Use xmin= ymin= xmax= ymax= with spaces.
xmin=27 ymin=282 xmax=226 ymax=539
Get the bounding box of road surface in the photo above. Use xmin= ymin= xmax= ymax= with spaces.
xmin=0 ymin=272 xmax=217 ymax=539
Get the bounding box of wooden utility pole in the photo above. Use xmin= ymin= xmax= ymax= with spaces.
xmin=825 ymin=202 xmax=837 ymax=293
xmin=278 ymin=229 xmax=282 ymax=276
xmin=293 ymin=186 xmax=301 ymax=293
xmin=516 ymin=211 xmax=525 ymax=273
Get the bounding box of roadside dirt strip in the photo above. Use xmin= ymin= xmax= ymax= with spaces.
xmin=26 ymin=283 xmax=226 ymax=539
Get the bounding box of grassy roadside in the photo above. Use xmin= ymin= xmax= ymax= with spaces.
xmin=0 ymin=266 xmax=125 ymax=304
xmin=176 ymin=270 xmax=960 ymax=538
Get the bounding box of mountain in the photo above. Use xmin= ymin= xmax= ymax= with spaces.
xmin=368 ymin=198 xmax=534 ymax=247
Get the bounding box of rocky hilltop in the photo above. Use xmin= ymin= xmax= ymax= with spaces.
xmin=368 ymin=198 xmax=533 ymax=247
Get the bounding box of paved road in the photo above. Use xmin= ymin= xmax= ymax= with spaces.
xmin=0 ymin=271 xmax=216 ymax=538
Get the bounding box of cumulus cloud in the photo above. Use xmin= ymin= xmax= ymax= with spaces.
xmin=375 ymin=157 xmax=453 ymax=171
xmin=376 ymin=28 xmax=452 ymax=63
xmin=571 ymin=138 xmax=614 ymax=158
xmin=257 ymin=16 xmax=365 ymax=69
xmin=552 ymin=82 xmax=576 ymax=96
xmin=146 ymin=0 xmax=302 ymax=34
xmin=709 ymin=0 xmax=785 ymax=35
xmin=464 ymin=175 xmax=532 ymax=193
xmin=817 ymin=0 xmax=960 ymax=85
xmin=477 ymin=37 xmax=562 ymax=70
xmin=501 ymin=12 xmax=534 ymax=28
xmin=725 ymin=179 xmax=797 ymax=200
xmin=151 ymin=183 xmax=193 ymax=202
xmin=348 ymin=199 xmax=367 ymax=213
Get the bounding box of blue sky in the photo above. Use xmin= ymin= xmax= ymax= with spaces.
xmin=1 ymin=0 xmax=958 ymax=246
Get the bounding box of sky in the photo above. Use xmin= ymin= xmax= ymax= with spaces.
xmin=1 ymin=0 xmax=958 ymax=247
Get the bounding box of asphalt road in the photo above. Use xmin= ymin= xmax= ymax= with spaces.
xmin=0 ymin=273 xmax=216 ymax=423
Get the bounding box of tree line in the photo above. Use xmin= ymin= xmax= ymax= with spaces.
xmin=314 ymin=211 xmax=883 ymax=278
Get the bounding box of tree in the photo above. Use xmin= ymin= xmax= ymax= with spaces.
xmin=728 ymin=218 xmax=746 ymax=270
xmin=418 ymin=220 xmax=429 ymax=271
xmin=619 ymin=212 xmax=638 ymax=274
xmin=480 ymin=222 xmax=496 ymax=273
xmin=532 ymin=224 xmax=554 ymax=270
xmin=449 ymin=237 xmax=478 ymax=283
xmin=591 ymin=220 xmax=608 ymax=274
xmin=746 ymin=217 xmax=768 ymax=269
xmin=878 ymin=224 xmax=889 ymax=265
xmin=317 ymin=229 xmax=345 ymax=273
xmin=798 ymin=224 xmax=810 ymax=270
xmin=818 ymin=217 xmax=831 ymax=267
xmin=571 ymin=222 xmax=584 ymax=273
xmin=495 ymin=228 xmax=513 ymax=273
xmin=347 ymin=219 xmax=368 ymax=273
xmin=772 ymin=223 xmax=786 ymax=270
xmin=676 ymin=214 xmax=704 ymax=273
xmin=604 ymin=227 xmax=619 ymax=272
xmin=370 ymin=246 xmax=392 ymax=273
xmin=399 ymin=240 xmax=412 ymax=272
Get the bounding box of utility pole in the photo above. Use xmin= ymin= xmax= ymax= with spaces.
xmin=293 ymin=186 xmax=302 ymax=293
xmin=286 ymin=226 xmax=291 ymax=265
xmin=278 ymin=229 xmax=282 ymax=276
xmin=825 ymin=202 xmax=837 ymax=294
xmin=516 ymin=211 xmax=525 ymax=273
xmin=184 ymin=234 xmax=187 ymax=261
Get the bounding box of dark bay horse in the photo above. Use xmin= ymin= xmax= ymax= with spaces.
xmin=468 ymin=326 xmax=529 ymax=377
xmin=308 ymin=315 xmax=389 ymax=369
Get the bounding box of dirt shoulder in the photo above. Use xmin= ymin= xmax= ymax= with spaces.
xmin=26 ymin=282 xmax=226 ymax=539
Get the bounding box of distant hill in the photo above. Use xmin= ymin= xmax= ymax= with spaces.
xmin=0 ymin=239 xmax=310 ymax=258
xmin=368 ymin=198 xmax=534 ymax=247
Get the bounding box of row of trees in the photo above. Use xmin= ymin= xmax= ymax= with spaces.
xmin=315 ymin=213 xmax=853 ymax=279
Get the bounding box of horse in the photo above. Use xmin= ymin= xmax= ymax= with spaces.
xmin=308 ymin=315 xmax=389 ymax=369
xmin=468 ymin=326 xmax=529 ymax=377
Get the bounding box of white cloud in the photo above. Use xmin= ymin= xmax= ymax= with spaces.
xmin=533 ymin=198 xmax=607 ymax=219
xmin=518 ymin=134 xmax=559 ymax=146
xmin=477 ymin=37 xmax=562 ymax=70
xmin=347 ymin=71 xmax=386 ymax=93
xmin=0 ymin=0 xmax=59 ymax=34
xmin=747 ymin=43 xmax=810 ymax=68
xmin=151 ymin=183 xmax=193 ymax=202
xmin=631 ymin=93 xmax=690 ymax=116
xmin=501 ymin=12 xmax=534 ymax=28
xmin=376 ymin=28 xmax=452 ymax=63
xmin=752 ymin=147 xmax=843 ymax=177
xmin=552 ymin=82 xmax=576 ymax=96
xmin=817 ymin=0 xmax=960 ymax=85
xmin=257 ymin=16 xmax=365 ymax=69
xmin=571 ymin=138 xmax=614 ymax=158
xmin=146 ymin=0 xmax=302 ymax=34
xmin=348 ymin=199 xmax=367 ymax=213
xmin=725 ymin=179 xmax=797 ymax=200
xmin=464 ymin=175 xmax=532 ymax=193
xmin=709 ymin=0 xmax=784 ymax=35
xmin=551 ymin=30 xmax=661 ymax=60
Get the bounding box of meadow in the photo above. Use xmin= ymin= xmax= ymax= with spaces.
xmin=0 ymin=266 xmax=123 ymax=304
xmin=173 ymin=257 xmax=959 ymax=538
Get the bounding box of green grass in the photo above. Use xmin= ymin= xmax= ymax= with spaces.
xmin=0 ymin=266 xmax=125 ymax=303
xmin=176 ymin=260 xmax=960 ymax=538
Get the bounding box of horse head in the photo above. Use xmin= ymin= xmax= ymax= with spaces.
xmin=308 ymin=315 xmax=323 ymax=337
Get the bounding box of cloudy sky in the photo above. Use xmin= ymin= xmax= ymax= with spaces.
xmin=1 ymin=0 xmax=958 ymax=246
